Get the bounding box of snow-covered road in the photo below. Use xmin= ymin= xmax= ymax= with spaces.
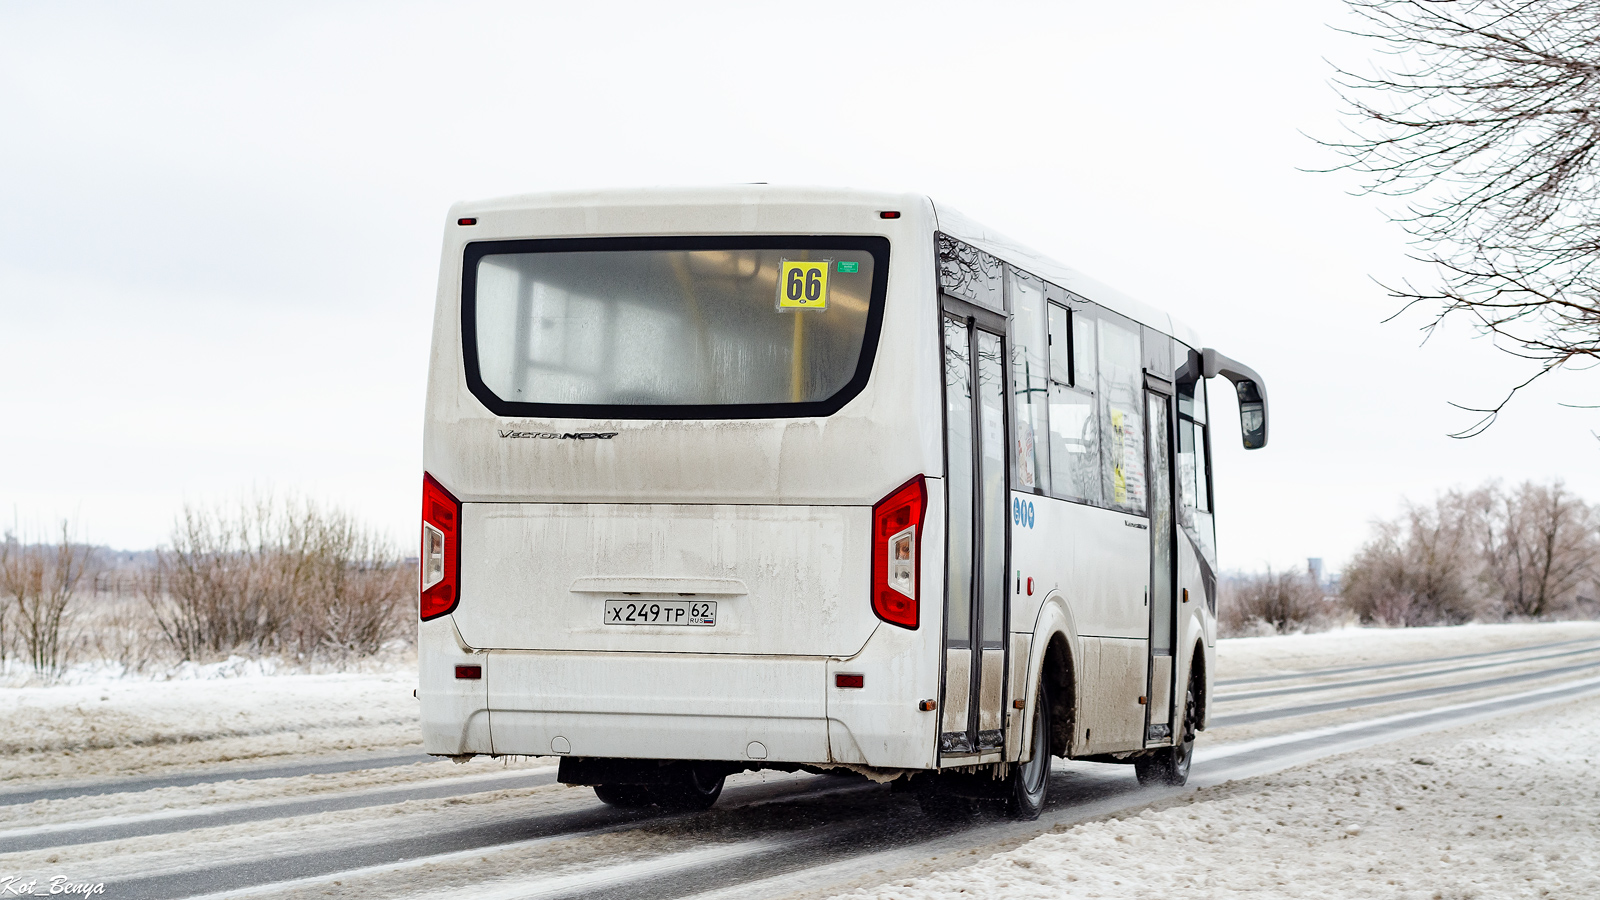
xmin=1 ymin=622 xmax=1597 ymax=900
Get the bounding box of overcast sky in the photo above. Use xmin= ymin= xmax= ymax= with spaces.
xmin=2 ymin=0 xmax=1595 ymax=571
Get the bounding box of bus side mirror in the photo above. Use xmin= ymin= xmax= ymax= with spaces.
xmin=1196 ymin=349 xmax=1269 ymax=450
xmin=1235 ymin=380 xmax=1267 ymax=450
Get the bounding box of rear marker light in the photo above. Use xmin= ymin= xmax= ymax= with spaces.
xmin=919 ymin=699 xmax=938 ymax=712
xmin=879 ymin=211 xmax=900 ymax=219
xmin=871 ymin=475 xmax=926 ymax=629
xmin=836 ymin=674 xmax=864 ymax=689
xmin=457 ymin=217 xmax=477 ymax=226
xmin=1027 ymin=577 xmax=1034 ymax=596
xmin=421 ymin=473 xmax=462 ymax=621
xmin=456 ymin=665 xmax=481 ymax=680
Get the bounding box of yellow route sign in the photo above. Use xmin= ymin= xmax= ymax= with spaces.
xmin=777 ymin=259 xmax=831 ymax=310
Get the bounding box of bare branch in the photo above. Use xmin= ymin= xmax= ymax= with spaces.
xmin=1322 ymin=0 xmax=1600 ymax=430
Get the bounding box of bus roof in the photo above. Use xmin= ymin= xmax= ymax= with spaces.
xmin=450 ymin=185 xmax=1203 ymax=350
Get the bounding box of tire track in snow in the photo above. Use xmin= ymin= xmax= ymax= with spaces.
xmin=0 ymin=769 xmax=558 ymax=854
xmin=1211 ymin=656 xmax=1600 ymax=727
xmin=1215 ymin=642 xmax=1600 ymax=702
xmin=1214 ymin=635 xmax=1599 ymax=687
xmin=97 ymin=775 xmax=884 ymax=900
xmin=0 ymin=752 xmax=433 ymax=807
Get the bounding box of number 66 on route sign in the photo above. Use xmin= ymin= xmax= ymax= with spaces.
xmin=776 ymin=259 xmax=831 ymax=310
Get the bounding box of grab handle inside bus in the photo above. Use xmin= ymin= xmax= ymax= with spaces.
xmin=1182 ymin=348 xmax=1269 ymax=450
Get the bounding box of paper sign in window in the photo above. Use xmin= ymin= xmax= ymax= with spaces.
xmin=777 ymin=260 xmax=831 ymax=310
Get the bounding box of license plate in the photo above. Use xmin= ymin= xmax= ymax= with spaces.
xmin=604 ymin=599 xmax=717 ymax=627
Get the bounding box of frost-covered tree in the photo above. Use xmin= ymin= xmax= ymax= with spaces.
xmin=1343 ymin=489 xmax=1488 ymax=625
xmin=1344 ymin=479 xmax=1600 ymax=623
xmin=1478 ymin=480 xmax=1600 ymax=617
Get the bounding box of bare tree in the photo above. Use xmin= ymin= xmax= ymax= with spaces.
xmin=1478 ymin=480 xmax=1600 ymax=616
xmin=0 ymin=533 xmax=14 ymax=667
xmin=0 ymin=522 xmax=96 ymax=679
xmin=1325 ymin=1 xmax=1600 ymax=434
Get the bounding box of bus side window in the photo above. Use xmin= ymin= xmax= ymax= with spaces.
xmin=1178 ymin=375 xmax=1216 ymax=560
xmin=1047 ymin=300 xmax=1100 ymax=504
xmin=939 ymin=234 xmax=1005 ymax=312
xmin=1008 ymin=268 xmax=1051 ymax=494
xmin=1097 ymin=315 xmax=1145 ymax=514
xmin=1177 ymin=376 xmax=1210 ymax=514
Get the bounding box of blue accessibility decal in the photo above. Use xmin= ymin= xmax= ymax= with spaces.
xmin=1012 ymin=497 xmax=1035 ymax=529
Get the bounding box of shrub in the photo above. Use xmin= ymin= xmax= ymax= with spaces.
xmin=142 ymin=495 xmax=413 ymax=662
xmin=1220 ymin=569 xmax=1337 ymax=636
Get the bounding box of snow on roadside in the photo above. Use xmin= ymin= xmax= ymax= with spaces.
xmin=1215 ymin=620 xmax=1600 ymax=681
xmin=0 ymin=642 xmax=417 ymax=689
xmin=0 ymin=665 xmax=421 ymax=783
xmin=831 ymin=694 xmax=1600 ymax=900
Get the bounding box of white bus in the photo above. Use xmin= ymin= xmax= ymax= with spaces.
xmin=419 ymin=187 xmax=1268 ymax=818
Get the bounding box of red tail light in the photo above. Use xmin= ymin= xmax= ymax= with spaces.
xmin=872 ymin=475 xmax=926 ymax=629
xmin=421 ymin=472 xmax=461 ymax=620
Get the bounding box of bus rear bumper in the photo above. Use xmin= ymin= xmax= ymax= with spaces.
xmin=484 ymin=650 xmax=831 ymax=764
xmin=419 ymin=620 xmax=942 ymax=770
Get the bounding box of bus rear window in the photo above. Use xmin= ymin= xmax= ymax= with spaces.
xmin=462 ymin=236 xmax=889 ymax=419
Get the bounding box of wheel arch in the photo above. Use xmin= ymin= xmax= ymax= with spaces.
xmin=1021 ymin=592 xmax=1080 ymax=761
xmin=1188 ymin=636 xmax=1209 ymax=732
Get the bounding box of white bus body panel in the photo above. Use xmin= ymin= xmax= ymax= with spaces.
xmin=455 ymin=502 xmax=873 ymax=657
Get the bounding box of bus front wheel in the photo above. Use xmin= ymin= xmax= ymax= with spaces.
xmin=1134 ymin=673 xmax=1198 ymax=787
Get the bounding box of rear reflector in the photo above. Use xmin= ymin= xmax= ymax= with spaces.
xmin=871 ymin=475 xmax=926 ymax=629
xmin=835 ymin=674 xmax=864 ymax=689
xmin=421 ymin=473 xmax=462 ymax=620
xmin=456 ymin=665 xmax=482 ymax=680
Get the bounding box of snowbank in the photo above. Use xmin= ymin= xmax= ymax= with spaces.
xmin=0 ymin=666 xmax=420 ymax=784
xmin=1215 ymin=620 xmax=1600 ymax=680
xmin=831 ymin=693 xmax=1600 ymax=900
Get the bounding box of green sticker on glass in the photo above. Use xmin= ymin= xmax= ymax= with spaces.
xmin=837 ymin=261 xmax=859 ymax=273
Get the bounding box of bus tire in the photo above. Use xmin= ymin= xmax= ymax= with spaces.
xmin=593 ymin=784 xmax=654 ymax=808
xmin=1004 ymin=679 xmax=1052 ymax=819
xmin=651 ymin=764 xmax=726 ymax=811
xmin=1134 ymin=672 xmax=1198 ymax=787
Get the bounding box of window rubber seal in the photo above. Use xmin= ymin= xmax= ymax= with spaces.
xmin=459 ymin=234 xmax=892 ymax=420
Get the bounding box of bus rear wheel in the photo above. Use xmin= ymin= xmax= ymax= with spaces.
xmin=651 ymin=764 xmax=726 ymax=811
xmin=1004 ymin=680 xmax=1052 ymax=819
xmin=593 ymin=784 xmax=655 ymax=808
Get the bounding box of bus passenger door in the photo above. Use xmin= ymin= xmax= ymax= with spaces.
xmin=939 ymin=308 xmax=1011 ymax=758
xmin=1144 ymin=384 xmax=1178 ymax=743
